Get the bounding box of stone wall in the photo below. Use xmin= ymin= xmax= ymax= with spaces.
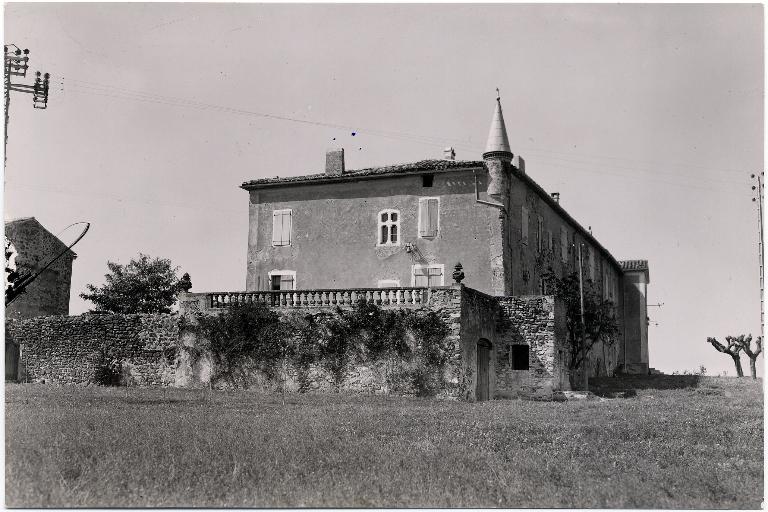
xmin=5 ymin=217 xmax=75 ymax=320
xmin=6 ymin=314 xmax=179 ymax=385
xmin=177 ymin=287 xmax=468 ymax=398
xmin=495 ymin=295 xmax=570 ymax=398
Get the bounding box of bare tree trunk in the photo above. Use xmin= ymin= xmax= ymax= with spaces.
xmin=748 ymin=357 xmax=757 ymax=379
xmin=731 ymin=354 xmax=744 ymax=377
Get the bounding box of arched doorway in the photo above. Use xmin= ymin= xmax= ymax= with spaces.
xmin=476 ymin=339 xmax=492 ymax=401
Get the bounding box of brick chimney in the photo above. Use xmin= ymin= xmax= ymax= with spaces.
xmin=326 ymin=148 xmax=345 ymax=175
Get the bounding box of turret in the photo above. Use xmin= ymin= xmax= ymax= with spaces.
xmin=483 ymin=93 xmax=513 ymax=203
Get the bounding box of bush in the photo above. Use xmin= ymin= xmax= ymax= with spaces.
xmin=93 ymin=357 xmax=122 ymax=386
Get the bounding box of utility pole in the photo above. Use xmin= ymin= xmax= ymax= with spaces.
xmin=4 ymin=44 xmax=50 ymax=164
xmin=751 ymin=172 xmax=764 ymax=332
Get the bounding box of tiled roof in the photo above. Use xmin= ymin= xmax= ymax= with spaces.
xmin=241 ymin=159 xmax=484 ymax=189
xmin=619 ymin=260 xmax=649 ymax=271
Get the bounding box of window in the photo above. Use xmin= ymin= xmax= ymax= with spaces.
xmin=548 ymin=230 xmax=554 ymax=252
xmin=272 ymin=209 xmax=292 ymax=247
xmin=511 ymin=345 xmax=530 ymax=370
xmin=588 ymin=247 xmax=595 ymax=281
xmin=422 ymin=174 xmax=434 ymax=187
xmin=418 ymin=198 xmax=439 ymax=238
xmin=521 ymin=206 xmax=529 ymax=245
xmin=378 ymin=279 xmax=401 ymax=288
xmin=412 ymin=264 xmax=444 ymax=287
xmin=267 ymin=270 xmax=296 ymax=290
xmin=378 ymin=209 xmax=400 ymax=246
xmin=560 ymin=226 xmax=568 ymax=262
xmin=536 ymin=215 xmax=544 ymax=252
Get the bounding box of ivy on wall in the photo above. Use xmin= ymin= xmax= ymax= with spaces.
xmin=190 ymin=301 xmax=451 ymax=396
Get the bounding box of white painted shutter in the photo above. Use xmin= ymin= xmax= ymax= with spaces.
xmin=419 ymin=199 xmax=439 ymax=237
xmin=272 ymin=210 xmax=292 ymax=246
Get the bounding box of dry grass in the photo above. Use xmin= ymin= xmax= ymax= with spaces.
xmin=5 ymin=376 xmax=763 ymax=508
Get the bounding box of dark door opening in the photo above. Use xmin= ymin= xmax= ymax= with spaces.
xmin=476 ymin=339 xmax=491 ymax=401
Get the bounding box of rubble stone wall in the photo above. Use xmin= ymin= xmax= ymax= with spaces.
xmin=6 ymin=314 xmax=179 ymax=385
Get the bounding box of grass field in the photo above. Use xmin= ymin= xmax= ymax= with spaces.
xmin=5 ymin=376 xmax=763 ymax=508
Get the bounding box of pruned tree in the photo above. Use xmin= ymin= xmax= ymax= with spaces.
xmin=733 ymin=334 xmax=762 ymax=380
xmin=542 ymin=270 xmax=620 ymax=378
xmin=706 ymin=336 xmax=745 ymax=377
xmin=80 ymin=253 xmax=189 ymax=314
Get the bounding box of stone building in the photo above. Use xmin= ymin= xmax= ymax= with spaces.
xmin=240 ymin=97 xmax=651 ymax=385
xmin=5 ymin=217 xmax=76 ymax=320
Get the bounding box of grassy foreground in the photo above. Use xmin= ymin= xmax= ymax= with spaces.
xmin=5 ymin=376 xmax=763 ymax=508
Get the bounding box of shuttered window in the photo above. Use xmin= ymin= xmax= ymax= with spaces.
xmin=521 ymin=206 xmax=529 ymax=245
xmin=272 ymin=209 xmax=292 ymax=247
xmin=418 ymin=198 xmax=439 ymax=238
xmin=547 ymin=230 xmax=554 ymax=252
xmin=588 ymin=247 xmax=595 ymax=281
xmin=537 ymin=215 xmax=544 ymax=252
xmin=413 ymin=265 xmax=444 ymax=287
xmin=560 ymin=226 xmax=568 ymax=262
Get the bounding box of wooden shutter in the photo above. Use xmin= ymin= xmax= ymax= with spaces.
xmin=414 ymin=267 xmax=428 ymax=287
xmin=561 ymin=227 xmax=568 ymax=262
xmin=521 ymin=207 xmax=529 ymax=244
xmin=419 ymin=199 xmax=439 ymax=237
xmin=272 ymin=210 xmax=292 ymax=246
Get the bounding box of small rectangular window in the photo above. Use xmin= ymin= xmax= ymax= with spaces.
xmin=418 ymin=198 xmax=439 ymax=238
xmin=511 ymin=345 xmax=530 ymax=370
xmin=268 ymin=270 xmax=296 ymax=290
xmin=521 ymin=206 xmax=529 ymax=245
xmin=272 ymin=209 xmax=292 ymax=247
xmin=422 ymin=174 xmax=434 ymax=187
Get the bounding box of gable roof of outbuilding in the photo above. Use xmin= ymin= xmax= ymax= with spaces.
xmin=5 ymin=217 xmax=77 ymax=258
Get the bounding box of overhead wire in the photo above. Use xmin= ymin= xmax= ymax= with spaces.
xmin=29 ymin=73 xmax=751 ymax=195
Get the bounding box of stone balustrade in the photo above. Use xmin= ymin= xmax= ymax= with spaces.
xmin=206 ymin=287 xmax=437 ymax=309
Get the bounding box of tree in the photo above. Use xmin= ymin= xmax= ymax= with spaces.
xmin=706 ymin=336 xmax=745 ymax=377
xmin=80 ymin=253 xmax=188 ymax=314
xmin=733 ymin=334 xmax=762 ymax=379
xmin=542 ymin=270 xmax=620 ymax=377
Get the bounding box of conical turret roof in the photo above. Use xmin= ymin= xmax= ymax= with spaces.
xmin=483 ymin=96 xmax=513 ymax=161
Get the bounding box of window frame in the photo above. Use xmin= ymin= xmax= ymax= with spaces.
xmin=267 ymin=269 xmax=296 ymax=290
xmin=411 ymin=263 xmax=445 ymax=287
xmin=271 ymin=208 xmax=293 ymax=247
xmin=376 ymin=209 xmax=401 ymax=247
xmin=418 ymin=197 xmax=440 ymax=239
xmin=521 ymin=206 xmax=529 ymax=245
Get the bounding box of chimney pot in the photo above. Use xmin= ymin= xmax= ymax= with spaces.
xmin=326 ymin=148 xmax=345 ymax=175
xmin=443 ymin=147 xmax=456 ymax=161
xmin=551 ymin=192 xmax=560 ymax=203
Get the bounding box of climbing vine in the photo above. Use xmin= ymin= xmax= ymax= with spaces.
xmin=192 ymin=300 xmax=451 ymax=395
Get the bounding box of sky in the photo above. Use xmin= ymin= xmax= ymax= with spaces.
xmin=3 ymin=3 xmax=764 ymax=376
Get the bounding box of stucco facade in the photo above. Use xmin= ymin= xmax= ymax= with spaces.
xmin=241 ymin=98 xmax=651 ymax=380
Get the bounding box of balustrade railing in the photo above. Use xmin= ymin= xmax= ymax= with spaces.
xmin=207 ymin=287 xmax=432 ymax=309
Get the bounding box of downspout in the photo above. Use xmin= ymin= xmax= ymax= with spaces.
xmin=474 ymin=170 xmax=506 ymax=212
